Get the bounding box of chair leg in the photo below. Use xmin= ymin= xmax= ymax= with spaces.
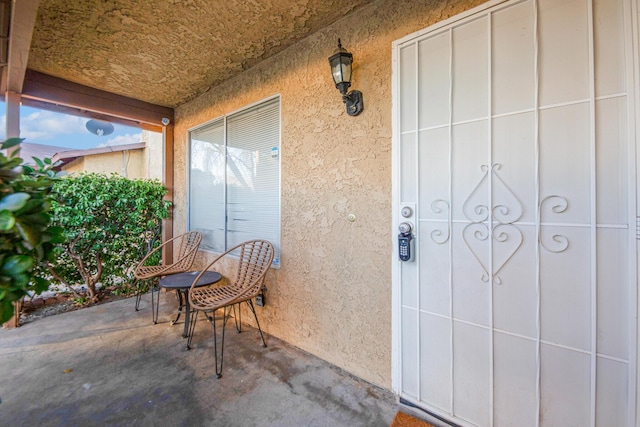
xmin=204 ymin=306 xmax=231 ymax=378
xmin=186 ymin=309 xmax=199 ymax=350
xmin=246 ymin=300 xmax=267 ymax=348
xmin=232 ymin=303 xmax=242 ymax=333
xmin=151 ymin=282 xmax=160 ymax=325
xmin=134 ymin=279 xmax=142 ymax=311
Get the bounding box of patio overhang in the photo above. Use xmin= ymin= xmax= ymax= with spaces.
xmin=0 ymin=0 xmax=371 ymax=266
xmin=3 ymin=0 xmax=371 ymax=111
xmin=21 ymin=69 xmax=173 ymax=132
xmin=1 ymin=0 xmax=175 ymax=135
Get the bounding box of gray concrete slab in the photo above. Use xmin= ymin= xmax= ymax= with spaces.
xmin=0 ymin=292 xmax=398 ymax=426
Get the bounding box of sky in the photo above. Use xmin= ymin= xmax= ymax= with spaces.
xmin=0 ymin=102 xmax=143 ymax=150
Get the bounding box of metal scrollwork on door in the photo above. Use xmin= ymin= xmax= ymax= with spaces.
xmin=462 ymin=164 xmax=523 ymax=285
xmin=430 ymin=199 xmax=450 ymax=244
xmin=539 ymin=195 xmax=569 ymax=253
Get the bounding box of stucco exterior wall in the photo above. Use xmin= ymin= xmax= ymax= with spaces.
xmin=142 ymin=130 xmax=164 ymax=181
xmin=63 ymin=149 xmax=148 ymax=179
xmin=62 ymin=157 xmax=85 ymax=175
xmin=174 ymin=0 xmax=486 ymax=388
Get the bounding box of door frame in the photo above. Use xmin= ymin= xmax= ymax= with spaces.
xmin=390 ymin=1 xmax=640 ymax=425
xmin=632 ymin=0 xmax=640 ymax=425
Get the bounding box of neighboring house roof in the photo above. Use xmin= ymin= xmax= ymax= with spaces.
xmin=19 ymin=142 xmax=146 ymax=169
xmin=50 ymin=142 xmax=146 ymax=166
xmin=18 ymin=142 xmax=66 ymax=163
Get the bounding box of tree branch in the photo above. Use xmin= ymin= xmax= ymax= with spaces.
xmin=47 ymin=265 xmax=83 ymax=298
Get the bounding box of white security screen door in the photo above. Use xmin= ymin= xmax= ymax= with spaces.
xmin=392 ymin=0 xmax=637 ymax=426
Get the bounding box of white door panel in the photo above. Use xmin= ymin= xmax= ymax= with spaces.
xmin=452 ymin=18 xmax=489 ymax=122
xmin=493 ymin=333 xmax=537 ymax=427
xmin=538 ymin=0 xmax=590 ymax=106
xmin=594 ymin=0 xmax=626 ymax=97
xmin=492 ymin=1 xmax=535 ymax=115
xmin=418 ymin=33 xmax=452 ymax=128
xmin=393 ymin=0 xmax=637 ymax=425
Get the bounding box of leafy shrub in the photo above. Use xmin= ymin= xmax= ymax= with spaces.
xmin=0 ymin=139 xmax=63 ymax=323
xmin=46 ymin=173 xmax=171 ymax=301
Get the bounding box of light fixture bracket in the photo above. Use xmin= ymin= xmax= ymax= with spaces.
xmin=343 ymin=90 xmax=363 ymax=116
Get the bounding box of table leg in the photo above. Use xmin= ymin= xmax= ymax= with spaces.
xmin=170 ymin=289 xmax=185 ymax=326
xmin=182 ymin=290 xmax=191 ymax=338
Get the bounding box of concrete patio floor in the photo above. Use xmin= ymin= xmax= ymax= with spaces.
xmin=0 ymin=292 xmax=399 ymax=426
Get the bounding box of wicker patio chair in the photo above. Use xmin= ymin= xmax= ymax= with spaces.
xmin=133 ymin=231 xmax=202 ymax=322
xmin=186 ymin=239 xmax=274 ymax=378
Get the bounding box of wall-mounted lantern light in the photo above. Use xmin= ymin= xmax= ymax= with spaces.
xmin=328 ymin=39 xmax=364 ymax=116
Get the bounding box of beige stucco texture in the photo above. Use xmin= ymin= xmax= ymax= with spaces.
xmin=63 ymin=131 xmax=162 ymax=180
xmin=30 ymin=0 xmax=371 ymax=108
xmin=174 ymin=0 xmax=484 ymax=388
xmin=64 ymin=150 xmax=146 ymax=178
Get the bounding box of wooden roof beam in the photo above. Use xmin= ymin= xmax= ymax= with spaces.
xmin=21 ymin=70 xmax=174 ymax=132
xmin=4 ymin=0 xmax=39 ymax=94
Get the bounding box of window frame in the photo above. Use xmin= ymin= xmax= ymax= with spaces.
xmin=186 ymin=95 xmax=281 ymax=268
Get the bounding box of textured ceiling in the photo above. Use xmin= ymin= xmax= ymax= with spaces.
xmin=28 ymin=0 xmax=371 ymax=108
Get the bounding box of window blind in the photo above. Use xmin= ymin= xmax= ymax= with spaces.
xmin=188 ymin=98 xmax=280 ymax=266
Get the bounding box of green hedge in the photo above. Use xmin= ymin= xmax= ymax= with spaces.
xmin=46 ymin=172 xmax=171 ymax=301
